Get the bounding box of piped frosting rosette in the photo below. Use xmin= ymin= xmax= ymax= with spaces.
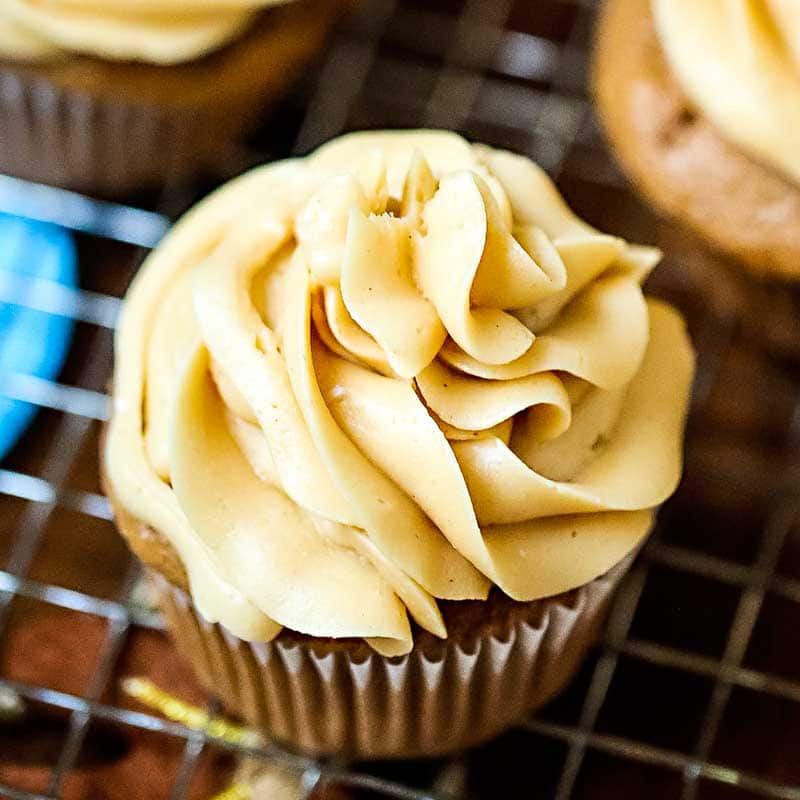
xmin=652 ymin=0 xmax=800 ymax=184
xmin=0 ymin=0 xmax=290 ymax=64
xmin=105 ymin=131 xmax=694 ymax=657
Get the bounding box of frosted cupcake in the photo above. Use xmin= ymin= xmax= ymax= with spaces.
xmin=594 ymin=0 xmax=800 ymax=280
xmin=103 ymin=130 xmax=694 ymax=757
xmin=0 ymin=0 xmax=341 ymax=195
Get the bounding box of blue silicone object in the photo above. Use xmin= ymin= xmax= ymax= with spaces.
xmin=0 ymin=213 xmax=77 ymax=461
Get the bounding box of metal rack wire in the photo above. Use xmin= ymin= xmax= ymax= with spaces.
xmin=1 ymin=0 xmax=800 ymax=797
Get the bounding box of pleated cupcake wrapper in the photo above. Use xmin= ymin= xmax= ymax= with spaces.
xmin=154 ymin=556 xmax=632 ymax=759
xmin=0 ymin=68 xmax=222 ymax=196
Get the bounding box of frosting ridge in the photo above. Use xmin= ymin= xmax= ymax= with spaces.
xmin=652 ymin=0 xmax=800 ymax=184
xmin=105 ymin=131 xmax=694 ymax=655
xmin=0 ymin=0 xmax=290 ymax=64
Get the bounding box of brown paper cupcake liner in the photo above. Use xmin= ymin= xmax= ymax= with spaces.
xmin=0 ymin=69 xmax=201 ymax=195
xmin=154 ymin=556 xmax=633 ymax=760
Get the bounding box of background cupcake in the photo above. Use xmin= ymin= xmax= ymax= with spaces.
xmin=103 ymin=130 xmax=694 ymax=758
xmin=0 ymin=0 xmax=343 ymax=196
xmin=592 ymin=0 xmax=800 ymax=281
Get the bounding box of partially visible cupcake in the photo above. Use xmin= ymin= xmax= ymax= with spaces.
xmin=593 ymin=0 xmax=800 ymax=280
xmin=0 ymin=0 xmax=342 ymax=196
xmin=103 ymin=130 xmax=694 ymax=758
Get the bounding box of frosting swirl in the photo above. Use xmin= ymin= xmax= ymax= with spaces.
xmin=0 ymin=0 xmax=289 ymax=64
xmin=105 ymin=131 xmax=694 ymax=656
xmin=652 ymin=0 xmax=800 ymax=184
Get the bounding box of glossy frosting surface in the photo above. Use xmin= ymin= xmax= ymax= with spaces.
xmin=105 ymin=131 xmax=694 ymax=655
xmin=0 ymin=0 xmax=290 ymax=63
xmin=653 ymin=0 xmax=800 ymax=183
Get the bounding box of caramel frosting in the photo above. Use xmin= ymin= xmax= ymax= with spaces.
xmin=652 ymin=0 xmax=800 ymax=184
xmin=105 ymin=131 xmax=694 ymax=656
xmin=0 ymin=0 xmax=290 ymax=64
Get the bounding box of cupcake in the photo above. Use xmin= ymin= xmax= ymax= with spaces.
xmin=593 ymin=0 xmax=800 ymax=280
xmin=103 ymin=130 xmax=694 ymax=758
xmin=0 ymin=0 xmax=342 ymax=196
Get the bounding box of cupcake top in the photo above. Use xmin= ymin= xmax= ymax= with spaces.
xmin=652 ymin=0 xmax=800 ymax=184
xmin=0 ymin=0 xmax=290 ymax=64
xmin=105 ymin=130 xmax=694 ymax=656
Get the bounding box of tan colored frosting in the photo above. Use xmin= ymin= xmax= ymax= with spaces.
xmin=0 ymin=0 xmax=290 ymax=64
xmin=104 ymin=131 xmax=694 ymax=656
xmin=652 ymin=0 xmax=800 ymax=184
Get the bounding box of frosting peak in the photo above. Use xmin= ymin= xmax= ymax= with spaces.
xmin=105 ymin=131 xmax=694 ymax=655
xmin=0 ymin=0 xmax=290 ymax=64
xmin=652 ymin=0 xmax=800 ymax=184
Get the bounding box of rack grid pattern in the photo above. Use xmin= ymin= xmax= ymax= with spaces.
xmin=1 ymin=1 xmax=800 ymax=798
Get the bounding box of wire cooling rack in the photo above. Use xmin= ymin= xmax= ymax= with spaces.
xmin=2 ymin=0 xmax=800 ymax=798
